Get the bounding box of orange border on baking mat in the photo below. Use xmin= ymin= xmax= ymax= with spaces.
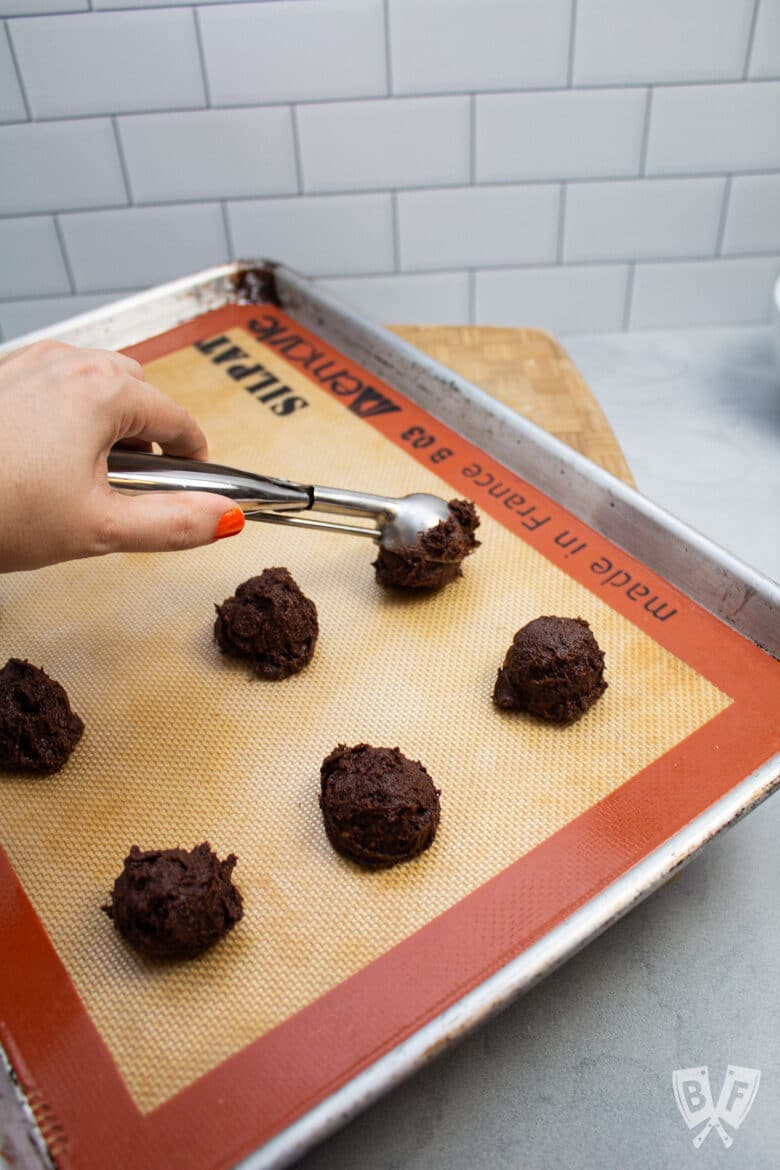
xmin=1 ymin=306 xmax=778 ymax=1170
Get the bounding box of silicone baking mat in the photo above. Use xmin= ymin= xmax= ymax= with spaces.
xmin=1 ymin=305 xmax=778 ymax=1170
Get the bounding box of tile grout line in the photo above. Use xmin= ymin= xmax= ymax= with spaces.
xmin=220 ymin=201 xmax=235 ymax=261
xmin=10 ymin=0 xmax=383 ymax=11
xmin=5 ymin=7 xmax=86 ymax=16
xmin=391 ymin=191 xmax=401 ymax=272
xmin=743 ymin=0 xmax=761 ymax=78
xmin=110 ymin=116 xmax=134 ymax=204
xmin=567 ymin=0 xmax=578 ymax=86
xmin=192 ymin=7 xmax=212 ymax=108
xmin=52 ymin=215 xmax=77 ymax=295
xmin=0 ymin=288 xmax=157 ymax=307
xmin=4 ymin=251 xmax=780 ymax=310
xmin=638 ymin=87 xmax=653 ymax=175
xmin=622 ymin=263 xmax=636 ymax=330
xmin=556 ymin=183 xmax=567 ymax=262
xmin=1 ymin=252 xmax=779 ymax=308
xmin=469 ymin=93 xmax=476 ymax=183
xmin=4 ymin=20 xmax=32 ymax=121
xmin=468 ymin=269 xmax=476 ymax=325
xmin=6 ymin=168 xmax=776 ymax=223
xmin=715 ymin=177 xmax=733 ymax=256
xmin=290 ymin=105 xmax=304 ymax=195
xmin=3 ymin=75 xmax=780 ymax=129
xmin=382 ymin=0 xmax=393 ymax=96
xmin=0 ymin=0 xmax=761 ymax=56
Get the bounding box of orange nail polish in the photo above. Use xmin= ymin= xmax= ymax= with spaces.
xmin=214 ymin=507 xmax=245 ymax=541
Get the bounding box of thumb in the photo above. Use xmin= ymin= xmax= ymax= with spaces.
xmin=92 ymin=491 xmax=246 ymax=555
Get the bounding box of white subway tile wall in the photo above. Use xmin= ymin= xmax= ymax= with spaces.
xmin=297 ymin=96 xmax=469 ymax=192
xmin=197 ymin=0 xmax=386 ymax=106
xmin=573 ymin=0 xmax=755 ymax=86
xmin=0 ymin=119 xmax=127 ymax=214
xmin=118 ymin=108 xmax=297 ymax=202
xmin=0 ymin=0 xmax=87 ymax=15
xmin=722 ymin=174 xmax=780 ymax=254
xmin=630 ymin=256 xmax=780 ymax=328
xmin=398 ymin=184 xmax=560 ymax=270
xmin=476 ymin=89 xmax=646 ymax=183
xmin=8 ymin=11 xmax=206 ymax=117
xmin=227 ymin=193 xmax=394 ymax=275
xmin=319 ymin=272 xmax=470 ymax=325
xmin=0 ymin=293 xmax=118 ymax=340
xmin=475 ymin=265 xmax=630 ymax=334
xmin=749 ymin=0 xmax=780 ymax=79
xmin=94 ymin=1 xmax=237 ymax=8
xmin=0 ymin=216 xmax=70 ymax=297
xmin=563 ymin=178 xmax=726 ymax=262
xmin=0 ymin=0 xmax=778 ymax=340
xmin=389 ymin=0 xmax=571 ymax=94
xmin=0 ymin=25 xmax=26 ymax=121
xmin=646 ymin=81 xmax=780 ymax=175
xmin=58 ymin=203 xmax=229 ymax=290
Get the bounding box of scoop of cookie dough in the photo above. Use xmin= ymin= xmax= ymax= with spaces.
xmin=320 ymin=743 xmax=440 ymax=869
xmin=215 ymin=567 xmax=318 ymax=680
xmin=374 ymin=498 xmax=480 ymax=590
xmin=0 ymin=658 xmax=84 ymax=775
xmin=104 ymin=842 xmax=243 ymax=960
xmin=492 ymin=616 xmax=607 ymax=724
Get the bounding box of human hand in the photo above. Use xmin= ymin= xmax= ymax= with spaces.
xmin=0 ymin=340 xmax=245 ymax=573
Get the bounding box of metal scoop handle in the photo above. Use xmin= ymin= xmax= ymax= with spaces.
xmin=107 ymin=449 xmax=309 ymax=509
xmin=106 ymin=451 xmax=450 ymax=546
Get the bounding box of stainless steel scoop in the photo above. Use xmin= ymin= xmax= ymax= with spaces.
xmin=106 ymin=450 xmax=452 ymax=551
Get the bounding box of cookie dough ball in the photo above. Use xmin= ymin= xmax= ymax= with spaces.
xmin=320 ymin=744 xmax=440 ymax=869
xmin=104 ymin=842 xmax=243 ymax=960
xmin=374 ymin=499 xmax=480 ymax=590
xmin=215 ymin=567 xmax=318 ymax=680
xmin=0 ymin=658 xmax=84 ymax=775
xmin=493 ymin=616 xmax=607 ymax=724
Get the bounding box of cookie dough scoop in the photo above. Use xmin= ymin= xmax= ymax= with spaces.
xmin=107 ymin=450 xmax=461 ymax=561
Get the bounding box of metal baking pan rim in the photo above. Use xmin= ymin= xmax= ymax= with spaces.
xmin=2 ymin=261 xmax=776 ymax=656
xmin=237 ymin=755 xmax=779 ymax=1170
xmin=272 ymin=264 xmax=779 ymax=657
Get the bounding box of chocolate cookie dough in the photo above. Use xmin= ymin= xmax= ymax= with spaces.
xmin=215 ymin=567 xmax=318 ymax=680
xmin=374 ymin=498 xmax=480 ymax=590
xmin=104 ymin=842 xmax=243 ymax=960
xmin=0 ymin=658 xmax=84 ymax=775
xmin=493 ymin=616 xmax=607 ymax=724
xmin=320 ymin=744 xmax=440 ymax=869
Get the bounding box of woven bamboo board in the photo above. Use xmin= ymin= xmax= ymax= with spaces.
xmin=390 ymin=326 xmax=635 ymax=487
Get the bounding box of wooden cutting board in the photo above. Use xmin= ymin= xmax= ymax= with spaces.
xmin=389 ymin=326 xmax=635 ymax=488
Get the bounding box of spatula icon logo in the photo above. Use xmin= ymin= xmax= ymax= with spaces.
xmin=673 ymin=1065 xmax=761 ymax=1149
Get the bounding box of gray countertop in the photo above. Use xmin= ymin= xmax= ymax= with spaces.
xmin=292 ymin=325 xmax=780 ymax=1170
xmin=2 ymin=326 xmax=778 ymax=1170
xmin=566 ymin=326 xmax=780 ymax=585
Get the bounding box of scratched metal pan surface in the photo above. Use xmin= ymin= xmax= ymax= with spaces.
xmin=0 ymin=262 xmax=777 ymax=1170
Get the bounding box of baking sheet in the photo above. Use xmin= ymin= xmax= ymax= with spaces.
xmin=1 ymin=292 xmax=778 ymax=1170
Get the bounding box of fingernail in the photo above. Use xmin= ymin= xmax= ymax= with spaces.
xmin=214 ymin=507 xmax=245 ymax=541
